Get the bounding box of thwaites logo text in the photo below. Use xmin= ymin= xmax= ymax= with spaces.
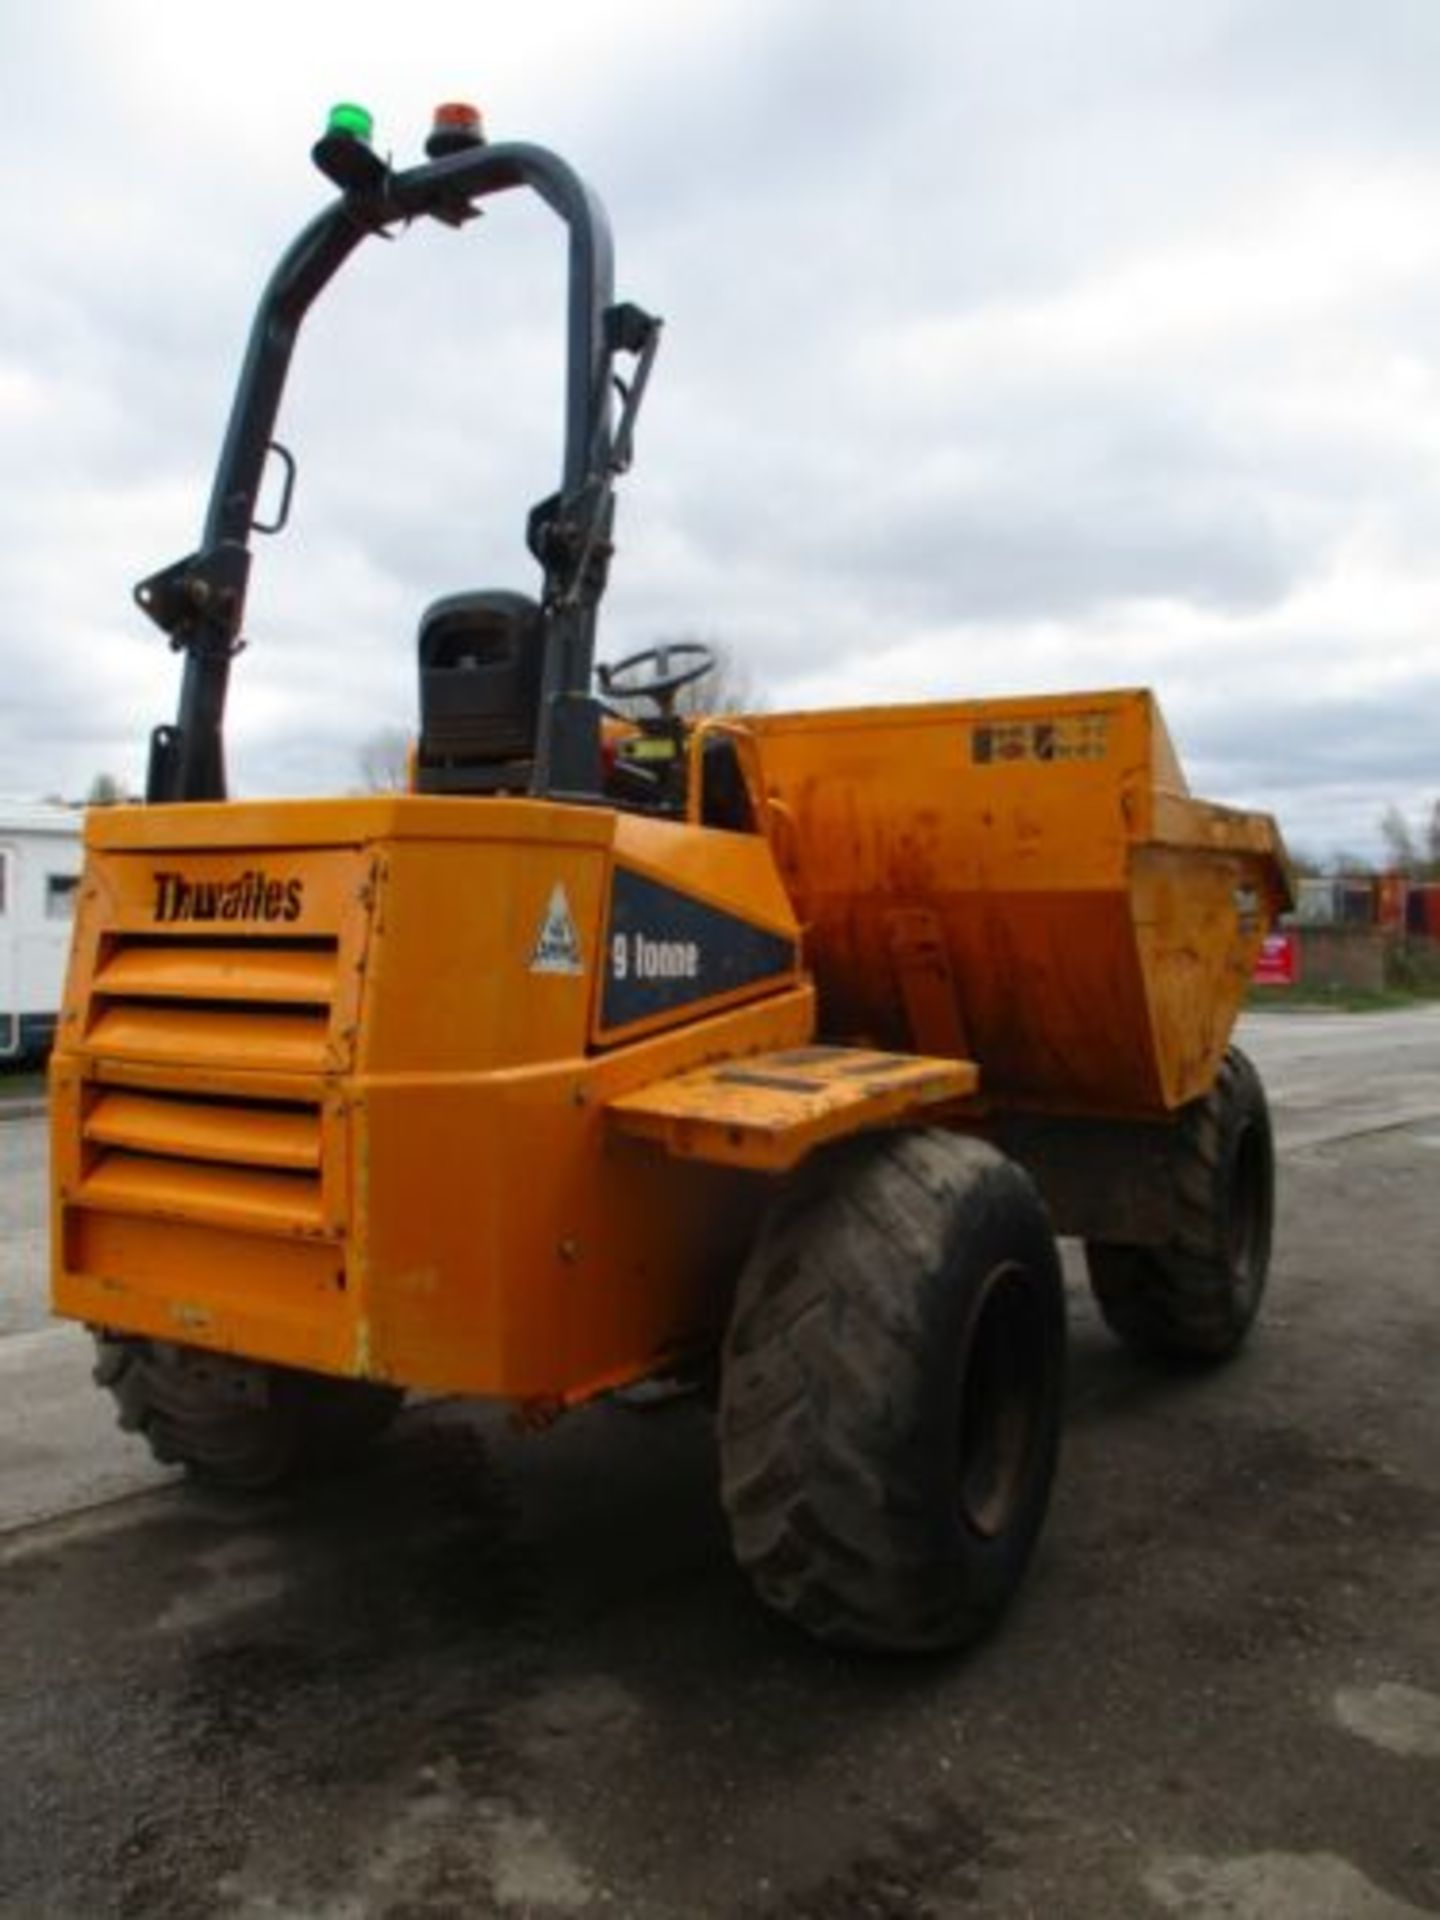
xmin=152 ymin=869 xmax=304 ymax=924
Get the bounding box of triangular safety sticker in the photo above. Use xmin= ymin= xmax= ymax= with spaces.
xmin=530 ymin=882 xmax=585 ymax=975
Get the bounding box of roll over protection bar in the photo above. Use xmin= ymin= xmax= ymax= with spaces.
xmin=138 ymin=138 xmax=656 ymax=804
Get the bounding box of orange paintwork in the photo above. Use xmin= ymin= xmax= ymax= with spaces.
xmin=52 ymin=796 xmax=811 ymax=1400
xmin=608 ymin=1045 xmax=978 ymax=1171
xmin=95 ymin=943 xmax=340 ymax=1004
xmin=50 ymin=686 xmax=1288 ymax=1404
xmin=736 ymin=688 xmax=1291 ymax=1116
xmin=83 ymin=1089 xmax=322 ymax=1171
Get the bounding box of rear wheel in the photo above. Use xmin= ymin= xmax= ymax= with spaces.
xmin=719 ymin=1131 xmax=1066 ymax=1653
xmin=1086 ymin=1045 xmax=1274 ymax=1364
xmin=93 ymin=1335 xmax=403 ymax=1490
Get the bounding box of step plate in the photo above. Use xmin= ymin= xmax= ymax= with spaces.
xmin=608 ymin=1046 xmax=978 ymax=1172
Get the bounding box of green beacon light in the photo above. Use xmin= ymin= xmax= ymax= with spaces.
xmin=313 ymin=102 xmax=385 ymax=193
xmin=326 ymin=102 xmax=374 ymax=144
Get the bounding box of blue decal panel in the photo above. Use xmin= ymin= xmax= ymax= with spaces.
xmin=601 ymin=868 xmax=796 ymax=1030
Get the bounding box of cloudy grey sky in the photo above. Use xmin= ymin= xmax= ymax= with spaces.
xmin=3 ymin=0 xmax=1439 ymax=856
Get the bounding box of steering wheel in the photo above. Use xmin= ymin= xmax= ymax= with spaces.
xmin=596 ymin=641 xmax=717 ymax=712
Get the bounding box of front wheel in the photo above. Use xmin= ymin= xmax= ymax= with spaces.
xmin=719 ymin=1131 xmax=1066 ymax=1653
xmin=1086 ymin=1045 xmax=1274 ymax=1364
xmin=93 ymin=1335 xmax=404 ymax=1490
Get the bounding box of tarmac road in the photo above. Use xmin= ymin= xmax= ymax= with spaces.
xmin=1 ymin=1010 xmax=1437 ymax=1917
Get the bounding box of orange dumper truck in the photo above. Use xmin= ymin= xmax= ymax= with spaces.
xmin=50 ymin=106 xmax=1290 ymax=1651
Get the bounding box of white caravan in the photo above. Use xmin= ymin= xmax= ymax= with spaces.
xmin=0 ymin=803 xmax=83 ymax=1063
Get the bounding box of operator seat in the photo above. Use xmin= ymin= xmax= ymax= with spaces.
xmin=415 ymin=590 xmax=545 ymax=793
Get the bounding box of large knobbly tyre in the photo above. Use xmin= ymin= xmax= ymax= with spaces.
xmin=93 ymin=1335 xmax=403 ymax=1491
xmin=719 ymin=1131 xmax=1066 ymax=1654
xmin=1086 ymin=1045 xmax=1274 ymax=1365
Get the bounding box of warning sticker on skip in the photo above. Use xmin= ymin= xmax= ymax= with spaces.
xmin=971 ymin=715 xmax=1110 ymax=765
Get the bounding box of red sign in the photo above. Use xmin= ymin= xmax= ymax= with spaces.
xmin=1252 ymin=930 xmax=1299 ymax=987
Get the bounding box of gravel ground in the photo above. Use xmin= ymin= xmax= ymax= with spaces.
xmin=0 ymin=1016 xmax=1436 ymax=1917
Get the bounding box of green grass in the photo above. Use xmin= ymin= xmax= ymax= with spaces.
xmin=1247 ymin=984 xmax=1439 ymax=1014
xmin=0 ymin=1069 xmax=46 ymax=1101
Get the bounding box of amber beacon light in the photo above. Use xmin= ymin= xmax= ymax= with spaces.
xmin=426 ymin=101 xmax=486 ymax=158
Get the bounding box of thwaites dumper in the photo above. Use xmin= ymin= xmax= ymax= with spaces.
xmin=51 ymin=107 xmax=1292 ymax=1651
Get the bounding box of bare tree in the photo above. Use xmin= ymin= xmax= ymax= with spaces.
xmin=356 ymin=727 xmax=411 ymax=793
xmin=1284 ymin=846 xmax=1325 ymax=879
xmin=676 ymin=638 xmax=765 ymax=717
xmin=1379 ymin=804 xmax=1420 ymax=874
xmin=1377 ymin=800 xmax=1440 ymax=879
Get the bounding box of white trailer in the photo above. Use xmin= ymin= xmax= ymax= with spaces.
xmin=0 ymin=803 xmax=83 ymax=1064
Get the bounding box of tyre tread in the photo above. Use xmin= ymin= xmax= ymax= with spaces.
xmin=720 ymin=1130 xmax=1065 ymax=1652
xmin=91 ymin=1335 xmax=402 ymax=1490
xmin=1087 ymin=1047 xmax=1274 ymax=1363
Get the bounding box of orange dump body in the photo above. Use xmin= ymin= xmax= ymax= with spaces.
xmin=737 ymin=688 xmax=1291 ymax=1118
